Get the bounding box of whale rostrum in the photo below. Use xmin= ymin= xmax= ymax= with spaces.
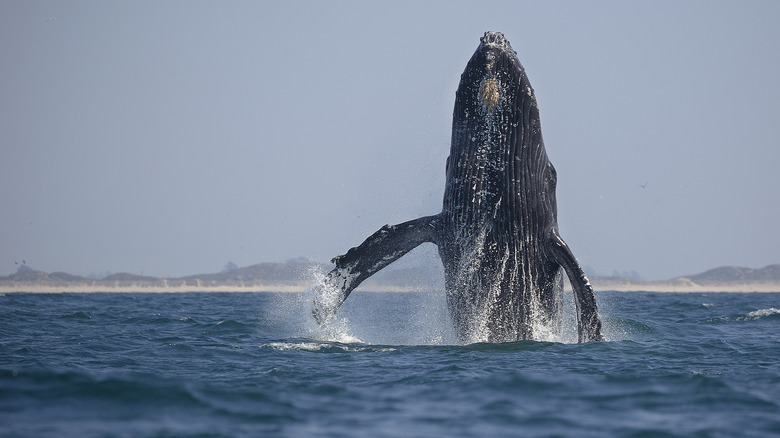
xmin=314 ymin=32 xmax=604 ymax=343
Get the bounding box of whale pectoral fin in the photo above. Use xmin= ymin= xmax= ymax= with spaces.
xmin=548 ymin=229 xmax=604 ymax=342
xmin=312 ymin=214 xmax=443 ymax=324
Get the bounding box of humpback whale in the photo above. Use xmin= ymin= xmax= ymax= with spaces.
xmin=314 ymin=32 xmax=603 ymax=343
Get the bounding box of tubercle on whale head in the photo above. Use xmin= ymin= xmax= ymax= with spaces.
xmin=477 ymin=31 xmax=522 ymax=76
xmin=479 ymin=31 xmax=517 ymax=56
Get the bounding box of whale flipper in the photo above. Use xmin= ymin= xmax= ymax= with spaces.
xmin=313 ymin=214 xmax=443 ymax=323
xmin=548 ymin=228 xmax=604 ymax=342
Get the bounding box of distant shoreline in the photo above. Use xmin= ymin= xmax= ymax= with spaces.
xmin=1 ymin=281 xmax=779 ymax=294
xmin=588 ymin=281 xmax=780 ymax=294
xmin=0 ymin=284 xmax=306 ymax=294
xmin=2 ymin=263 xmax=778 ymax=294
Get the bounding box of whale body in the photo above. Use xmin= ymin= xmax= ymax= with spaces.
xmin=314 ymin=32 xmax=603 ymax=343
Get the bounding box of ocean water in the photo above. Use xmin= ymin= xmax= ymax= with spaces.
xmin=1 ymin=291 xmax=779 ymax=437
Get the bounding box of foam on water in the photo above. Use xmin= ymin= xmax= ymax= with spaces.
xmin=309 ymin=315 xmax=365 ymax=345
xmin=262 ymin=342 xmax=395 ymax=353
xmin=745 ymin=307 xmax=780 ymax=319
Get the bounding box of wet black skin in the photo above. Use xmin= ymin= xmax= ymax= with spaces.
xmin=314 ymin=32 xmax=603 ymax=343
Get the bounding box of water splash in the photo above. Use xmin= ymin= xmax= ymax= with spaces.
xmin=301 ymin=247 xmax=585 ymax=346
xmin=306 ymin=266 xmax=364 ymax=344
xmin=444 ymin=226 xmax=576 ymax=344
xmin=309 ymin=267 xmax=342 ymax=325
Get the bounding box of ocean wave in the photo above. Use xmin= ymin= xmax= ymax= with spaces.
xmin=745 ymin=308 xmax=780 ymax=319
xmin=4 ymin=292 xmax=780 ymax=438
xmin=708 ymin=307 xmax=780 ymax=323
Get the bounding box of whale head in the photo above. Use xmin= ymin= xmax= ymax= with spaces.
xmin=445 ymin=32 xmax=557 ymax=229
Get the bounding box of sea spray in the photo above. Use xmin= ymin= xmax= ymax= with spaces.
xmin=303 ymin=256 xmax=587 ymax=345
xmin=444 ymin=226 xmax=580 ymax=344
xmin=307 ymin=266 xmax=364 ymax=344
xmin=306 ymin=264 xmax=457 ymax=345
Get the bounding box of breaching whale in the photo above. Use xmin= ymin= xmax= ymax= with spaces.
xmin=314 ymin=32 xmax=603 ymax=343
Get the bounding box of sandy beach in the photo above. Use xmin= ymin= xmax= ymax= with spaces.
xmin=2 ymin=279 xmax=778 ymax=294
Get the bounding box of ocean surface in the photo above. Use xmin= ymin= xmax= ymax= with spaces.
xmin=2 ymin=290 xmax=779 ymax=437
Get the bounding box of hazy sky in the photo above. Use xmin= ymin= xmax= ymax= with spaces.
xmin=2 ymin=1 xmax=779 ymax=280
